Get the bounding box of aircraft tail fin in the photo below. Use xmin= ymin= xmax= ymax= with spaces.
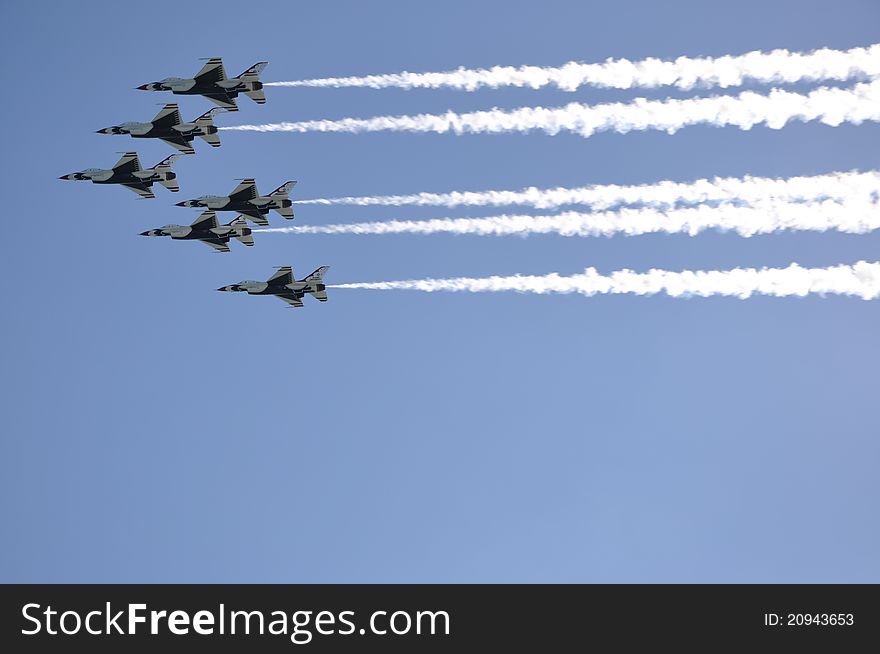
xmin=303 ymin=266 xmax=329 ymax=302
xmin=270 ymin=180 xmax=297 ymax=219
xmin=152 ymin=153 xmax=182 ymax=171
xmin=238 ymin=61 xmax=268 ymax=80
xmin=194 ymin=108 xmax=224 ymax=148
xmin=238 ymin=62 xmax=268 ymax=105
xmin=228 ymin=217 xmax=254 ymax=247
xmin=270 ymin=180 xmax=297 ymax=196
xmin=304 ymin=265 xmax=330 ymax=301
xmin=153 ymin=153 xmax=182 ymax=192
xmin=304 ymin=265 xmax=329 ymax=282
xmin=194 ymin=107 xmax=225 ymax=124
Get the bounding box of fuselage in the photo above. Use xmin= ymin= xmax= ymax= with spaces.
xmin=99 ymin=121 xmax=215 ymax=141
xmin=141 ymin=224 xmax=242 ymax=242
xmin=140 ymin=76 xmax=260 ymax=98
xmin=224 ymin=279 xmax=323 ymax=295
xmin=179 ymin=195 xmax=291 ymax=212
xmin=61 ymin=167 xmax=171 ymax=186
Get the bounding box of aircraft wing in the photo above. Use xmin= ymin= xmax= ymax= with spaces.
xmin=203 ymin=92 xmax=238 ymax=111
xmin=190 ymin=210 xmax=218 ymax=230
xmin=236 ymin=209 xmax=269 ymax=226
xmin=267 ymin=266 xmax=293 ymax=286
xmin=150 ymin=103 xmax=182 ymax=129
xmin=160 ymin=136 xmax=195 ymax=154
xmin=228 ymin=178 xmax=257 ymax=201
xmin=111 ymin=152 xmax=141 ymax=175
xmin=194 ymin=57 xmax=226 ymax=85
xmin=199 ymin=238 xmax=230 ymax=252
xmin=276 ymin=292 xmax=304 ymax=308
xmin=121 ymin=183 xmax=155 ymax=199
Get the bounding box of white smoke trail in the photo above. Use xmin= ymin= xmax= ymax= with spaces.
xmin=221 ymin=80 xmax=880 ymax=139
xmin=329 ymin=261 xmax=880 ymax=300
xmin=292 ymin=170 xmax=880 ymax=211
xmin=256 ymin=198 xmax=880 ymax=238
xmin=266 ymin=44 xmax=880 ymax=92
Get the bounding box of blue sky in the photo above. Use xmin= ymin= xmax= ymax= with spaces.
xmin=1 ymin=0 xmax=878 ymax=582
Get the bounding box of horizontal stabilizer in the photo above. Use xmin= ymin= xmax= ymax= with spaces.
xmin=274 ymin=205 xmax=294 ymax=219
xmin=244 ymin=89 xmax=266 ymax=105
xmin=159 ymin=177 xmax=179 ymax=192
xmin=199 ymin=132 xmax=222 ymax=147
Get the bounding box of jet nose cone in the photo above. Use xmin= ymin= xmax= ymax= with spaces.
xmin=136 ymin=84 xmax=151 ymax=91
xmin=59 ymin=175 xmax=73 ymax=180
xmin=217 ymin=286 xmax=230 ymax=292
xmin=175 ymin=201 xmax=189 ymax=207
xmin=96 ymin=128 xmax=111 ymax=134
xmin=140 ymin=231 xmax=152 ymax=236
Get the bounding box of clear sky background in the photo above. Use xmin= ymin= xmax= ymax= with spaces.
xmin=1 ymin=0 xmax=878 ymax=582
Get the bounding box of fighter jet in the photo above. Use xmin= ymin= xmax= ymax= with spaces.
xmin=96 ymin=104 xmax=224 ymax=154
xmin=217 ymin=266 xmax=330 ymax=308
xmin=176 ymin=179 xmax=296 ymax=226
xmin=59 ymin=152 xmax=182 ymax=199
xmin=140 ymin=212 xmax=253 ymax=252
xmin=137 ymin=58 xmax=268 ymax=112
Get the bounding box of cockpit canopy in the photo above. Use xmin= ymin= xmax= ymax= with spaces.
xmin=196 ymin=194 xmax=222 ymax=201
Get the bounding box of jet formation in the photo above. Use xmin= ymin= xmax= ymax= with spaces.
xmin=61 ymin=57 xmax=330 ymax=313
xmin=59 ymin=152 xmax=181 ymax=199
